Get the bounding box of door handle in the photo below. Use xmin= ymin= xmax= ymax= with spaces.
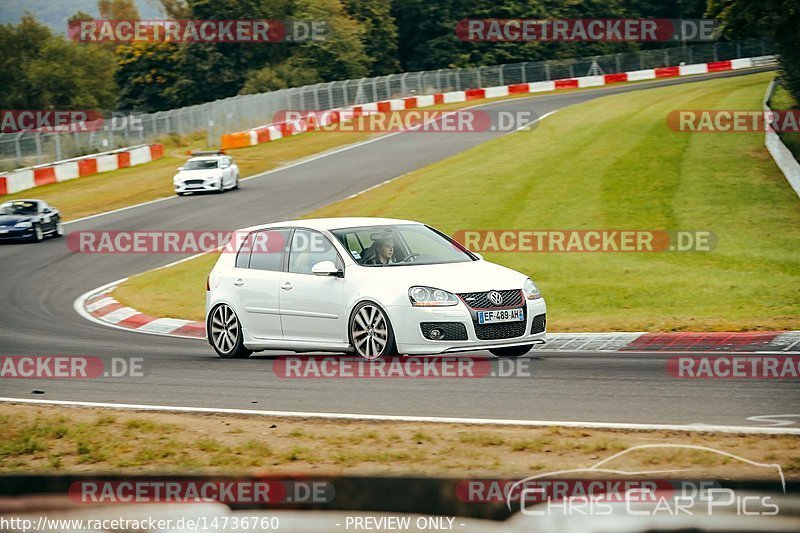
xmin=233 ymin=279 xmax=244 ymax=287
xmin=281 ymin=282 xmax=293 ymax=291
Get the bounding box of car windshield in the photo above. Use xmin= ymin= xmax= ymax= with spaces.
xmin=0 ymin=201 xmax=38 ymax=215
xmin=184 ymin=159 xmax=218 ymax=170
xmin=331 ymin=224 xmax=474 ymax=267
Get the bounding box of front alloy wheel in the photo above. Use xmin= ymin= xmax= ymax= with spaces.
xmin=208 ymin=304 xmax=252 ymax=358
xmin=350 ymin=302 xmax=396 ymax=360
xmin=54 ymin=220 xmax=64 ymax=237
xmin=32 ymin=224 xmax=44 ymax=243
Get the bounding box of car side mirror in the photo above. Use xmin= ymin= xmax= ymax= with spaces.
xmin=221 ymin=163 xmax=230 ymax=168
xmin=312 ymin=260 xmax=343 ymax=277
xmin=177 ymin=167 xmax=184 ymax=171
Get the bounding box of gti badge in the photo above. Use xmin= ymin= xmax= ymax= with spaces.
xmin=487 ymin=291 xmax=503 ymax=306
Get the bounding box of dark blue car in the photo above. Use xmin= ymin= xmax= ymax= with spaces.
xmin=0 ymin=199 xmax=63 ymax=242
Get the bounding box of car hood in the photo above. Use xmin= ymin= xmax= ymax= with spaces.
xmin=358 ymin=259 xmax=529 ymax=293
xmin=175 ymin=169 xmax=220 ymax=179
xmin=0 ymin=214 xmax=34 ymax=225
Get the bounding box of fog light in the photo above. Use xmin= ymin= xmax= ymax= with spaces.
xmin=429 ymin=329 xmax=443 ymax=340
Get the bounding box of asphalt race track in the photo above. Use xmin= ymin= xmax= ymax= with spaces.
xmin=1 ymin=67 xmax=797 ymax=430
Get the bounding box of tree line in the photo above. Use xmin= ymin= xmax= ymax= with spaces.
xmin=0 ymin=0 xmax=795 ymax=114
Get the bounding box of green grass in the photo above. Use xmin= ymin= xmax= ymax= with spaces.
xmin=0 ymin=97 xmax=547 ymax=221
xmin=770 ymin=84 xmax=800 ymax=161
xmin=114 ymin=71 xmax=800 ymax=332
xmin=2 ymin=75 xmax=715 ymax=222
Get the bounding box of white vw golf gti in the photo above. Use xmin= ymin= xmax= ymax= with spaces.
xmin=206 ymin=218 xmax=546 ymax=359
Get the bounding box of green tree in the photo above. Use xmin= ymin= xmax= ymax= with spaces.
xmin=708 ymin=0 xmax=800 ymax=101
xmin=115 ymin=41 xmax=183 ymax=111
xmin=344 ymin=0 xmax=400 ymax=75
xmin=0 ymin=14 xmax=117 ymax=110
xmin=285 ymin=0 xmax=370 ymax=83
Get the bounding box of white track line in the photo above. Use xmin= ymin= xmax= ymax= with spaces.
xmin=2 ymin=398 xmax=799 ymax=435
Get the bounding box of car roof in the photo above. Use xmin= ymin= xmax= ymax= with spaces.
xmin=187 ymin=156 xmax=223 ymax=162
xmin=1 ymin=199 xmax=41 ymax=204
xmin=236 ymin=217 xmax=422 ymax=234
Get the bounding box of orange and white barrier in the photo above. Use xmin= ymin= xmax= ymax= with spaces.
xmin=0 ymin=144 xmax=164 ymax=196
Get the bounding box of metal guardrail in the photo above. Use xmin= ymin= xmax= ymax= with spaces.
xmin=0 ymin=39 xmax=773 ymax=170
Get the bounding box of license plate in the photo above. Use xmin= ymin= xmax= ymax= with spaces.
xmin=477 ymin=308 xmax=524 ymax=324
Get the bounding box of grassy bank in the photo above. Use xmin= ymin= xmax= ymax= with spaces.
xmin=114 ymin=72 xmax=800 ymax=331
xmin=2 ymin=404 xmax=798 ymax=478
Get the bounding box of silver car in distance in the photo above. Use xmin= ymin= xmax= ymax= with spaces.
xmin=206 ymin=218 xmax=546 ymax=360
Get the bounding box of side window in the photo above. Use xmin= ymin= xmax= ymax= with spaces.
xmin=235 ymin=233 xmax=254 ymax=268
xmin=246 ymin=229 xmax=290 ymax=272
xmin=289 ymin=229 xmax=342 ymax=275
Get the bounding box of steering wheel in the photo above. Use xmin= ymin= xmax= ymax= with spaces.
xmin=402 ymin=253 xmax=422 ymax=263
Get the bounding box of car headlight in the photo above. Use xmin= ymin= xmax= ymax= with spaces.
xmin=523 ymin=278 xmax=542 ymax=300
xmin=408 ymin=286 xmax=458 ymax=307
xmin=14 ymin=222 xmax=32 ymax=228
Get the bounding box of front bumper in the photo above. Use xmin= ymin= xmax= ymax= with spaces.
xmin=388 ymin=298 xmax=547 ymax=355
xmin=174 ymin=179 xmax=220 ymax=193
xmin=0 ymin=227 xmax=34 ymax=240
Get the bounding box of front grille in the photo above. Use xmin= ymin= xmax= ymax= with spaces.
xmin=458 ymin=289 xmax=523 ymax=309
xmin=184 ymin=179 xmax=205 ymax=186
xmin=531 ymin=313 xmax=546 ymax=334
xmin=474 ymin=320 xmax=527 ymax=340
xmin=421 ymin=322 xmax=468 ymax=341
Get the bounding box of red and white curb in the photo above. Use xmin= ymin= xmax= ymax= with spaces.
xmin=75 ymin=280 xmax=800 ymax=352
xmin=0 ymin=144 xmax=164 ymax=197
xmin=75 ymin=279 xmax=205 ymax=340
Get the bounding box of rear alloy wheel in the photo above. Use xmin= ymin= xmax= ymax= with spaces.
xmin=489 ymin=344 xmax=533 ymax=358
xmin=350 ymin=302 xmax=396 ymax=360
xmin=208 ymin=304 xmax=252 ymax=359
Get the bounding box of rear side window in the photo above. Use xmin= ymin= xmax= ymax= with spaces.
xmin=245 ymin=229 xmax=291 ymax=272
xmin=235 ymin=233 xmax=254 ymax=268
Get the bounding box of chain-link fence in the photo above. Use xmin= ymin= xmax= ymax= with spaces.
xmin=0 ymin=38 xmax=773 ymax=171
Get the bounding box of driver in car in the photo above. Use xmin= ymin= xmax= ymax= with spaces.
xmin=360 ymin=236 xmax=395 ymax=265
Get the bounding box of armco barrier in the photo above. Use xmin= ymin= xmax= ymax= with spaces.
xmin=221 ymin=56 xmax=774 ymax=151
xmin=0 ymin=144 xmax=164 ymax=197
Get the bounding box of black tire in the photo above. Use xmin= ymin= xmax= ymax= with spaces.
xmin=208 ymin=304 xmax=252 ymax=359
xmin=349 ymin=301 xmax=397 ymax=360
xmin=31 ymin=224 xmax=44 ymax=243
xmin=232 ymin=176 xmax=239 ymax=190
xmin=489 ymin=344 xmax=533 ymax=358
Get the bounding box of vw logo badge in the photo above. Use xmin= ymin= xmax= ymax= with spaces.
xmin=487 ymin=291 xmax=503 ymax=306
